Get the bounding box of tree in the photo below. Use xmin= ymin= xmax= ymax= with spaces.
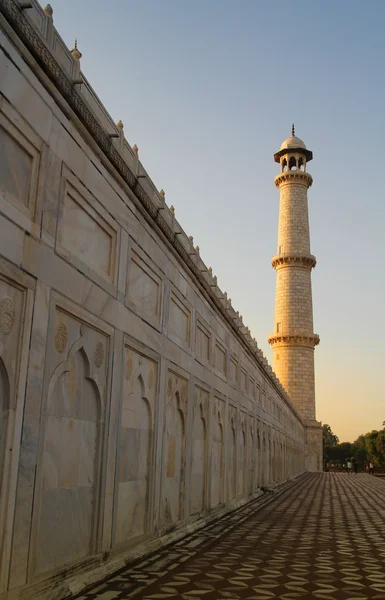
xmin=323 ymin=424 xmax=339 ymax=447
xmin=352 ymin=434 xmax=367 ymax=463
xmin=365 ymin=430 xmax=379 ymax=459
xmin=323 ymin=424 xmax=340 ymax=463
xmin=376 ymin=430 xmax=385 ymax=466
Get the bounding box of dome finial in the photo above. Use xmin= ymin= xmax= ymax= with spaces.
xmin=292 ymin=123 xmax=295 ymax=137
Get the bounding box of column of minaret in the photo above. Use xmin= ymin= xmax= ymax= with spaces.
xmin=268 ymin=126 xmax=320 ymax=420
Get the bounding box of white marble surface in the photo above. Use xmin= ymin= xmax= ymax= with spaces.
xmin=0 ymin=13 xmax=310 ymax=600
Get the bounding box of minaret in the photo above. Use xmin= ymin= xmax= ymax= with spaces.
xmin=268 ymin=126 xmax=320 ymax=421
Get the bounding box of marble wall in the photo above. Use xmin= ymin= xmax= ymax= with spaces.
xmin=0 ymin=3 xmax=306 ymax=599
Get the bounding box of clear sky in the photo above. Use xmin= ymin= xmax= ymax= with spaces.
xmin=50 ymin=0 xmax=385 ymax=442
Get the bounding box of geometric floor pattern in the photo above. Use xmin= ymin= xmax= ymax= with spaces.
xmin=75 ymin=473 xmax=385 ymax=600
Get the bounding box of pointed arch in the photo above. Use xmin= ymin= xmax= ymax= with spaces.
xmin=163 ymin=381 xmax=187 ymax=526
xmin=191 ymin=394 xmax=207 ymax=515
xmin=36 ymin=343 xmax=102 ymax=574
xmin=116 ymin=367 xmax=153 ymax=544
xmin=227 ymin=415 xmax=237 ymax=500
xmin=211 ymin=407 xmax=224 ymax=508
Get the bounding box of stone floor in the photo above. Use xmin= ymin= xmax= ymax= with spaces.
xmin=75 ymin=473 xmax=385 ymax=599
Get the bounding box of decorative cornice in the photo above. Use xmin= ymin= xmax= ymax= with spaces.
xmin=268 ymin=333 xmax=320 ymax=347
xmin=274 ymin=171 xmax=312 ymax=189
xmin=271 ymin=253 xmax=316 ymax=269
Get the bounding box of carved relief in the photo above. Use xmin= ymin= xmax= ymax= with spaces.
xmin=0 ymin=297 xmax=15 ymax=335
xmin=94 ymin=342 xmax=104 ymax=368
xmin=125 ymin=353 xmax=133 ymax=380
xmin=54 ymin=322 xmax=68 ymax=353
xmin=147 ymin=369 xmax=154 ymax=390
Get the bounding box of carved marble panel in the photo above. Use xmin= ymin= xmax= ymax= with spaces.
xmin=211 ymin=396 xmax=225 ymax=508
xmin=56 ymin=171 xmax=118 ymax=292
xmin=34 ymin=307 xmax=109 ymax=575
xmin=0 ymin=98 xmax=41 ymax=220
xmin=230 ymin=355 xmax=238 ymax=386
xmin=195 ymin=320 xmax=210 ymax=365
xmin=126 ymin=249 xmax=162 ymax=328
xmin=190 ymin=387 xmax=209 ymax=515
xmin=168 ymin=293 xmax=191 ymax=348
xmin=162 ymin=371 xmax=188 ymax=526
xmin=114 ymin=346 xmax=157 ymax=545
xmin=214 ymin=341 xmax=226 ymax=376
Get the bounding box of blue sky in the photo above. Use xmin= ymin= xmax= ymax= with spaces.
xmin=51 ymin=0 xmax=385 ymax=442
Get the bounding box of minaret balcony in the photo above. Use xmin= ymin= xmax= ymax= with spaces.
xmin=271 ymin=253 xmax=316 ymax=269
xmin=268 ymin=331 xmax=320 ymax=347
xmin=274 ymin=171 xmax=313 ymax=188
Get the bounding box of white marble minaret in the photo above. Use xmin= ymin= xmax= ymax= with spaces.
xmin=268 ymin=126 xmax=322 ymax=470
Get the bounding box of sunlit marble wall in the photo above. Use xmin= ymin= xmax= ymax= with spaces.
xmin=0 ymin=8 xmax=306 ymax=600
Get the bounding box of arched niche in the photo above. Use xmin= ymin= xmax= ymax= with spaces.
xmin=211 ymin=411 xmax=224 ymax=507
xmin=227 ymin=417 xmax=236 ymax=500
xmin=191 ymin=401 xmax=207 ymax=515
xmin=249 ymin=425 xmax=255 ymax=495
xmin=36 ymin=345 xmax=102 ymax=575
xmin=115 ymin=370 xmax=153 ymax=544
xmin=238 ymin=423 xmax=247 ymax=497
xmin=163 ymin=389 xmax=185 ymax=525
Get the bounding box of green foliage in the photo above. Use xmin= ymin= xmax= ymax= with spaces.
xmin=375 ymin=430 xmax=385 ymax=466
xmin=323 ymin=424 xmax=339 ymax=448
xmin=325 ymin=423 xmax=385 ymax=467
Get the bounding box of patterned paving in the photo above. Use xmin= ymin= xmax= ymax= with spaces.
xmin=75 ymin=474 xmax=385 ymax=599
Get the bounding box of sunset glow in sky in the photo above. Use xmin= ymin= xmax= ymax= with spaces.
xmin=52 ymin=0 xmax=385 ymax=442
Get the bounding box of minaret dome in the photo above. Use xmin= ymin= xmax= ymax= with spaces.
xmin=274 ymin=125 xmax=313 ymax=173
